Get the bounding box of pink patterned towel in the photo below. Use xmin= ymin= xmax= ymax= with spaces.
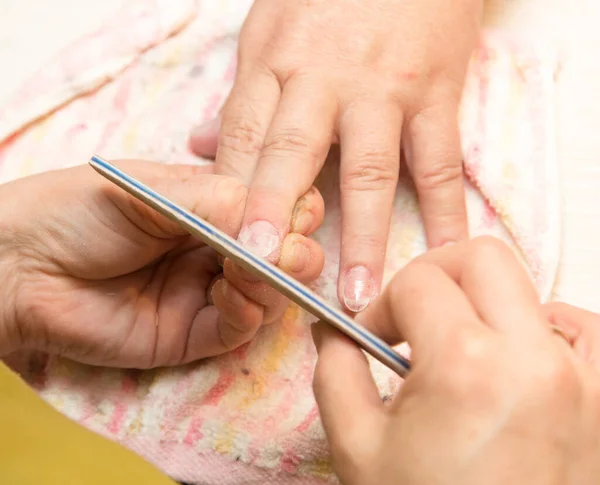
xmin=0 ymin=1 xmax=559 ymax=484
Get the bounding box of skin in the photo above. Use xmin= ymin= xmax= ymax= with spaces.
xmin=312 ymin=237 xmax=600 ymax=485
xmin=0 ymin=160 xmax=325 ymax=366
xmin=0 ymin=166 xmax=598 ymax=482
xmin=190 ymin=0 xmax=483 ymax=313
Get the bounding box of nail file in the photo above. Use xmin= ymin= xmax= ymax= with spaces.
xmin=89 ymin=155 xmax=411 ymax=377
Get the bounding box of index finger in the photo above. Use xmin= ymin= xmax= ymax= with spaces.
xmin=238 ymin=76 xmax=337 ymax=261
xmin=412 ymin=237 xmax=542 ymax=336
xmin=356 ymin=237 xmax=542 ymax=361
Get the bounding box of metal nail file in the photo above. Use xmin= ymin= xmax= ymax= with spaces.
xmin=89 ymin=155 xmax=411 ymax=377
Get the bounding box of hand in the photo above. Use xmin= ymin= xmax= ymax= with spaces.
xmin=312 ymin=237 xmax=600 ymax=485
xmin=190 ymin=0 xmax=482 ymax=312
xmin=0 ymin=160 xmax=324 ymax=367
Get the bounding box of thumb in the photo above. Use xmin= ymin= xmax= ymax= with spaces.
xmin=312 ymin=321 xmax=383 ymax=452
xmin=189 ymin=115 xmax=221 ymax=160
xmin=104 ymin=159 xmax=247 ymax=240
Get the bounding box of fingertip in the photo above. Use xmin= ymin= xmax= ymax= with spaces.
xmin=211 ymin=278 xmax=263 ymax=335
xmin=310 ymin=320 xmax=326 ymax=353
xmin=279 ymin=234 xmax=324 ymax=283
xmin=206 ymin=273 xmax=224 ymax=305
xmin=311 ymin=320 xmax=348 ymax=356
xmin=291 ymin=186 xmax=325 ymax=235
xmin=189 ymin=116 xmax=221 ymax=159
xmin=542 ymin=302 xmax=593 ymax=343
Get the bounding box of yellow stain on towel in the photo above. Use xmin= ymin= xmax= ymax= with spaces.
xmin=213 ymin=424 xmax=236 ymax=455
xmin=502 ymin=161 xmax=517 ymax=182
xmin=263 ymin=306 xmax=297 ymax=374
xmin=158 ymin=45 xmax=184 ymax=68
xmin=235 ymin=306 xmax=299 ymax=408
xmin=306 ymin=457 xmax=333 ymax=479
xmin=123 ymin=125 xmax=140 ymax=153
xmin=20 ymin=123 xmax=49 ymax=176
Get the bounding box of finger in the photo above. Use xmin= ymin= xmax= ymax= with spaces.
xmin=413 ymin=236 xmax=542 ymax=335
xmin=291 ymin=186 xmax=325 ymax=236
xmin=278 ymin=234 xmax=325 ymax=282
xmin=179 ymin=284 xmax=264 ymax=361
xmin=215 ymin=66 xmax=281 ymax=184
xmin=101 ymin=158 xmax=215 ymax=181
xmin=312 ymin=321 xmax=383 ymax=453
xmin=357 ymin=260 xmax=483 ymax=359
xmin=223 ymin=234 xmax=325 ymax=321
xmin=189 ymin=115 xmax=221 ymax=160
xmin=189 ymin=115 xmax=342 ymax=164
xmin=542 ymin=302 xmax=600 ymax=364
xmin=118 ymin=247 xmax=256 ymax=365
xmin=238 ymin=75 xmax=337 ymax=262
xmin=107 ymin=164 xmax=248 ymax=240
xmin=223 ymin=258 xmax=283 ymax=308
xmin=405 ymin=102 xmax=468 ymax=247
xmin=211 ymin=278 xmax=265 ymax=342
xmin=337 ymin=99 xmax=402 ymax=313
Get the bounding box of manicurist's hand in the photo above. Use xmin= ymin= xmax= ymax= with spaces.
xmin=191 ymin=0 xmax=482 ymax=312
xmin=313 ymin=237 xmax=600 ymax=485
xmin=0 ymin=160 xmax=324 ymax=367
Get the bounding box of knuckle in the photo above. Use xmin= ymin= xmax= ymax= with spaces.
xmin=262 ymin=129 xmax=320 ymax=164
xmin=219 ymin=116 xmax=264 ymax=157
xmin=218 ymin=315 xmax=256 ymax=351
xmin=440 ymin=330 xmax=500 ymax=403
xmin=211 ymin=177 xmax=248 ymax=235
xmin=532 ymin=354 xmax=579 ymax=400
xmin=341 ymin=150 xmax=398 ymax=192
xmin=414 ymin=159 xmax=463 ymax=191
xmin=468 ymin=236 xmax=514 ymax=267
xmin=346 ymin=232 xmax=387 ymax=255
xmin=216 ymin=177 xmax=248 ymax=211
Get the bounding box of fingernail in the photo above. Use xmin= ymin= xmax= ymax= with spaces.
xmin=342 ymin=265 xmax=376 ymax=313
xmin=238 ymin=220 xmax=281 ymax=259
xmin=291 ymin=193 xmax=314 ymax=234
xmin=221 ymin=279 xmax=247 ymax=307
xmin=207 ymin=275 xmax=223 ymax=305
xmin=443 ymin=241 xmax=457 ymax=247
xmin=291 ymin=209 xmax=313 ymax=234
xmin=279 ymin=235 xmax=310 ymax=274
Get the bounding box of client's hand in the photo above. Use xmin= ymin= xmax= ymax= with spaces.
xmin=313 ymin=237 xmax=600 ymax=485
xmin=0 ymin=160 xmax=324 ymax=367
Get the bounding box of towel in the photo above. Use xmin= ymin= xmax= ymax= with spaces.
xmin=0 ymin=1 xmax=560 ymax=483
